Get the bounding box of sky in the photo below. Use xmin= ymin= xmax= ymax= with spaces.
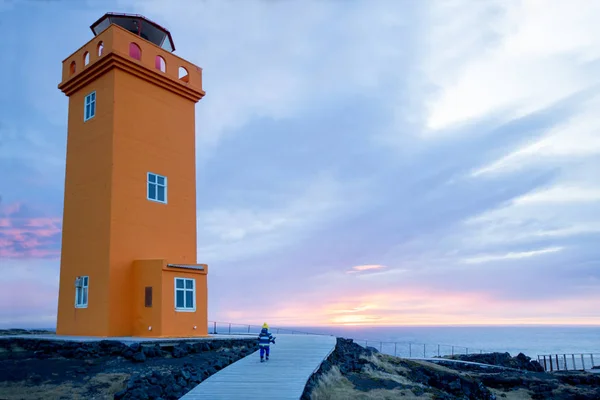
xmin=1 ymin=0 xmax=600 ymax=329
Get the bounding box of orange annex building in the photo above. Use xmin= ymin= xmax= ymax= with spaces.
xmin=55 ymin=13 xmax=208 ymax=338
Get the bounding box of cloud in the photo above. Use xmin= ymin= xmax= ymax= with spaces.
xmin=461 ymin=246 xmax=564 ymax=265
xmin=197 ymin=171 xmax=371 ymax=264
xmin=472 ymin=93 xmax=600 ymax=177
xmin=347 ymin=264 xmax=387 ymax=274
xmin=513 ymin=186 xmax=600 ymax=205
xmin=118 ymin=0 xmax=417 ymax=155
xmin=423 ymin=0 xmax=600 ymax=134
xmin=0 ymin=202 xmax=61 ymax=259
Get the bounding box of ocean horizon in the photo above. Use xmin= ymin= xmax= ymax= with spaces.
xmin=215 ymin=324 xmax=600 ymax=359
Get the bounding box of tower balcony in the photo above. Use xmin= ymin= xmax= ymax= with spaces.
xmin=59 ymin=19 xmax=204 ymax=102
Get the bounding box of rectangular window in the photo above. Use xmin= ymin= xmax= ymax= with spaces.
xmin=75 ymin=276 xmax=89 ymax=308
xmin=174 ymin=278 xmax=195 ymax=311
xmin=145 ymin=287 xmax=153 ymax=308
xmin=147 ymin=172 xmax=167 ymax=203
xmin=84 ymin=91 xmax=96 ymax=121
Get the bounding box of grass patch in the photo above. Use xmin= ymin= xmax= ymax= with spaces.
xmin=310 ymin=366 xmax=432 ymax=400
xmin=0 ymin=382 xmax=83 ymax=400
xmin=489 ymin=388 xmax=533 ymax=400
xmin=0 ymin=373 xmax=128 ymax=400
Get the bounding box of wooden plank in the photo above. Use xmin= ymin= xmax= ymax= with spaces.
xmin=180 ymin=334 xmax=336 ymax=400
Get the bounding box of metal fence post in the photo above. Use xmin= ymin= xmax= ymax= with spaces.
xmin=452 ymin=346 xmax=454 ymax=356
xmin=213 ymin=321 xmax=217 ymax=334
xmin=394 ymin=343 xmax=397 ymax=357
xmin=581 ymin=354 xmax=585 ymax=370
xmin=437 ymin=344 xmax=440 ymax=357
xmin=591 ymin=354 xmax=595 ymax=367
xmin=563 ymin=354 xmax=567 ymax=370
xmin=466 ymin=348 xmax=469 ymax=355
xmin=409 ymin=343 xmax=412 ymax=358
xmin=229 ymin=323 xmax=231 ymax=335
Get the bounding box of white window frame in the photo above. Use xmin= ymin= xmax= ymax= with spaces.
xmin=84 ymin=91 xmax=96 ymax=122
xmin=174 ymin=277 xmax=196 ymax=312
xmin=75 ymin=276 xmax=89 ymax=308
xmin=147 ymin=172 xmax=168 ymax=204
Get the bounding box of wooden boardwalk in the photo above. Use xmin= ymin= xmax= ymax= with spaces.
xmin=180 ymin=334 xmax=337 ymax=400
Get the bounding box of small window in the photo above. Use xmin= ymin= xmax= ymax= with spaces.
xmin=75 ymin=276 xmax=89 ymax=308
xmin=84 ymin=91 xmax=96 ymax=121
xmin=129 ymin=42 xmax=141 ymax=60
xmin=147 ymin=172 xmax=167 ymax=203
xmin=174 ymin=278 xmax=195 ymax=311
xmin=155 ymin=56 xmax=166 ymax=73
xmin=145 ymin=287 xmax=153 ymax=308
xmin=178 ymin=66 xmax=189 ymax=82
xmin=83 ymin=51 xmax=90 ymax=66
xmin=69 ymin=61 xmax=76 ymax=76
xmin=97 ymin=42 xmax=104 ymax=57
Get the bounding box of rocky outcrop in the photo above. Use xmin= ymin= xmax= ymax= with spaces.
xmin=115 ymin=360 xmax=228 ymax=400
xmin=113 ymin=342 xmax=258 ymax=400
xmin=301 ymin=338 xmax=600 ymax=400
xmin=0 ymin=337 xmax=257 ymax=363
xmin=447 ymin=351 xmax=544 ymax=372
xmin=302 ymin=338 xmax=495 ymax=400
xmin=0 ymin=336 xmax=259 ymax=400
xmin=0 ymin=329 xmax=55 ymax=336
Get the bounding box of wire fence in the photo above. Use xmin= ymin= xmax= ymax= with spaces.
xmin=537 ymin=353 xmax=600 ymax=371
xmin=208 ymin=321 xmax=487 ymax=358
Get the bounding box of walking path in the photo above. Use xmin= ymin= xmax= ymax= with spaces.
xmin=180 ymin=334 xmax=337 ymax=400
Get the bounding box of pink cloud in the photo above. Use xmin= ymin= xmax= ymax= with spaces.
xmin=0 ymin=202 xmax=61 ymax=259
xmin=346 ymin=264 xmax=387 ymax=274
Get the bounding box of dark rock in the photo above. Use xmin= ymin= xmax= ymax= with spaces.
xmin=173 ymin=343 xmax=190 ymax=358
xmin=366 ymin=346 xmax=380 ymax=354
xmin=130 ymin=343 xmax=141 ymax=352
xmin=122 ymin=349 xmax=135 ymax=359
xmin=146 ymin=384 xmax=162 ymax=398
xmin=33 ymin=350 xmax=51 ymax=359
xmin=128 ymin=388 xmax=149 ymax=400
xmin=28 ymin=373 xmax=43 ymax=384
xmin=450 ymin=351 xmax=544 ymax=372
xmin=213 ymin=359 xmax=227 ymax=371
xmin=347 ymin=373 xmax=406 ymax=391
xmin=114 ymin=389 xmax=127 ymax=400
xmin=132 ymin=351 xmax=147 ymax=363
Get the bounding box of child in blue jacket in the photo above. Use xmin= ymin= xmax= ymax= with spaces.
xmin=258 ymin=322 xmax=275 ymax=362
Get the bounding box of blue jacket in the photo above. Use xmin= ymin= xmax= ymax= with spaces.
xmin=258 ymin=328 xmax=274 ymax=346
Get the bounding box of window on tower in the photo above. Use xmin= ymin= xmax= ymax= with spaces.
xmin=147 ymin=172 xmax=167 ymax=203
xmin=174 ymin=278 xmax=195 ymax=311
xmin=84 ymin=91 xmax=96 ymax=121
xmin=129 ymin=42 xmax=142 ymax=60
xmin=75 ymin=276 xmax=89 ymax=308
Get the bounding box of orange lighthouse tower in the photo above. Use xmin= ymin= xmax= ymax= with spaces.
xmin=56 ymin=13 xmax=208 ymax=337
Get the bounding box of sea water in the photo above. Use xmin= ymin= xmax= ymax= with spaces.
xmin=271 ymin=326 xmax=600 ymax=359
